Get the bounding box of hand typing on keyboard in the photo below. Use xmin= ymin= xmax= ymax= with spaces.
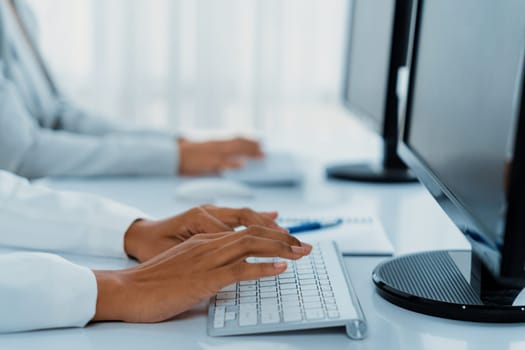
xmin=208 ymin=241 xmax=367 ymax=339
xmin=94 ymin=226 xmax=312 ymax=324
xmin=124 ymin=205 xmax=287 ymax=262
xmin=211 ymin=245 xmax=338 ymax=328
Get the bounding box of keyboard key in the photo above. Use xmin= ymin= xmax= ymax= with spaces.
xmin=260 ymin=277 xmax=276 ymax=282
xmin=279 ymin=275 xmax=295 ymax=284
xmin=261 ymin=310 xmax=280 ymax=324
xmin=325 ymin=304 xmax=338 ymax=310
xmin=216 ymin=299 xmax=236 ymax=306
xmin=279 ymin=283 xmax=298 ymax=290
xmin=300 ymin=284 xmax=317 ymax=291
xmin=298 ymin=262 xmax=313 ymax=268
xmin=239 ymin=296 xmax=256 ymax=304
xmin=283 ymin=311 xmax=303 ymax=322
xmin=298 ymin=274 xmax=316 ymax=280
xmin=225 ymin=311 xmax=237 ymax=321
xmin=304 ymin=302 xmax=323 ymax=311
xmin=240 ymin=303 xmax=257 ymax=310
xmin=260 ymin=291 xmax=278 ymax=299
xmin=260 ymin=286 xmax=277 ymax=293
xmin=278 ymin=277 xmax=296 ymax=284
xmin=213 ymin=306 xmax=226 ymax=328
xmin=282 ymin=305 xmax=301 ymax=313
xmin=281 ymin=299 xmax=300 ymax=307
xmin=281 ymin=294 xmax=300 ymax=301
xmin=216 ymin=292 xmax=236 ymax=300
xmin=324 ymin=297 xmax=336 ymax=304
xmin=300 ymin=279 xmax=316 ymax=285
xmin=301 ymin=289 xmax=319 ymax=297
xmin=327 ymin=310 xmax=340 ymax=319
xmin=260 ymin=281 xmax=277 ymax=287
xmin=296 ymin=265 xmax=312 ymax=270
xmin=213 ymin=319 xmax=225 ymax=328
xmin=281 ymin=289 xmax=299 ymax=296
xmin=305 ymin=309 xmax=325 ymax=320
xmin=303 ymin=296 xmax=322 ymax=304
xmin=240 ymin=280 xmax=256 ymax=286
xmin=240 ymin=285 xmax=257 ymax=292
xmin=260 ymin=298 xmax=279 ymax=307
xmin=239 ymin=307 xmax=258 ymax=326
xmin=240 ymin=291 xmax=256 ymax=297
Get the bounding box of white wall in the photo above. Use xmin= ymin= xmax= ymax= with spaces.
xmin=27 ymin=0 xmax=349 ymax=135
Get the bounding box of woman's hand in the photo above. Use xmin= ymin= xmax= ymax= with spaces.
xmin=177 ymin=137 xmax=263 ymax=175
xmin=94 ymin=226 xmax=312 ymax=323
xmin=124 ymin=206 xmax=287 ymax=262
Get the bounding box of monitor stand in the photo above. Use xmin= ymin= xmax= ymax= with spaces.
xmin=326 ymin=163 xmax=416 ymax=183
xmin=373 ymin=250 xmax=525 ymax=322
xmin=326 ymin=143 xmax=417 ymax=183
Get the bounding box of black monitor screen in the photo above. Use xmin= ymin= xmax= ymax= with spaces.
xmin=345 ymin=0 xmax=396 ymax=129
xmin=406 ymin=0 xmax=525 ymax=252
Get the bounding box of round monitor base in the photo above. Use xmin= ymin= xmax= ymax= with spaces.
xmin=326 ymin=163 xmax=418 ymax=183
xmin=373 ymin=250 xmax=525 ymax=322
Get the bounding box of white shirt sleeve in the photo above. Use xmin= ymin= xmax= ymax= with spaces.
xmin=0 ymin=170 xmax=151 ymax=332
xmin=0 ymin=252 xmax=97 ymax=333
xmin=0 ymin=170 xmax=148 ymax=258
xmin=0 ymin=74 xmax=178 ymax=179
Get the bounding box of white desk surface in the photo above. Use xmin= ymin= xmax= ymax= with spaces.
xmin=2 ymin=110 xmax=524 ymax=349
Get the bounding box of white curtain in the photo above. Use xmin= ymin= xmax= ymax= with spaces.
xmin=27 ymin=0 xmax=349 ymax=135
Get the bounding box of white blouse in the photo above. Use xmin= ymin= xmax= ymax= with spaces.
xmin=0 ymin=170 xmax=145 ymax=332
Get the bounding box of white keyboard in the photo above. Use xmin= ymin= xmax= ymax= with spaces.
xmin=222 ymin=152 xmax=303 ymax=186
xmin=207 ymin=241 xmax=367 ymax=339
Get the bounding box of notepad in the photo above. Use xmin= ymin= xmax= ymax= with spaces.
xmin=277 ymin=215 xmax=394 ymax=256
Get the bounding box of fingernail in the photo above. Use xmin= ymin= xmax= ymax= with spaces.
xmin=274 ymin=261 xmax=287 ymax=270
xmin=291 ymin=245 xmax=307 ymax=254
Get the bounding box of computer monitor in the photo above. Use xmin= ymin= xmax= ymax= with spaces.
xmin=373 ymin=0 xmax=525 ymax=322
xmin=326 ymin=0 xmax=416 ymax=183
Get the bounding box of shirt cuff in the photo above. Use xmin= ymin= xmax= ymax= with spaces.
xmin=84 ymin=199 xmax=151 ymax=259
xmin=0 ymin=252 xmax=98 ymax=333
xmin=110 ymin=134 xmax=178 ymax=176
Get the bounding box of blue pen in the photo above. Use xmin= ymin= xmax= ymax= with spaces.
xmin=286 ymin=218 xmax=343 ymax=234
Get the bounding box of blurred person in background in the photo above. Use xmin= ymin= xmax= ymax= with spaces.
xmin=0 ymin=0 xmax=263 ymax=179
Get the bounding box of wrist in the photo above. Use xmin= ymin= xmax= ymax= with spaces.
xmin=124 ymin=219 xmax=149 ymax=260
xmin=92 ymin=270 xmax=130 ymax=322
xmin=177 ymin=139 xmax=190 ymax=175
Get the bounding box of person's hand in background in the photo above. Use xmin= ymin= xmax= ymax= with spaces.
xmin=177 ymin=137 xmax=264 ymax=175
xmin=95 ymin=226 xmax=312 ymax=324
xmin=124 ymin=205 xmax=287 ymax=262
